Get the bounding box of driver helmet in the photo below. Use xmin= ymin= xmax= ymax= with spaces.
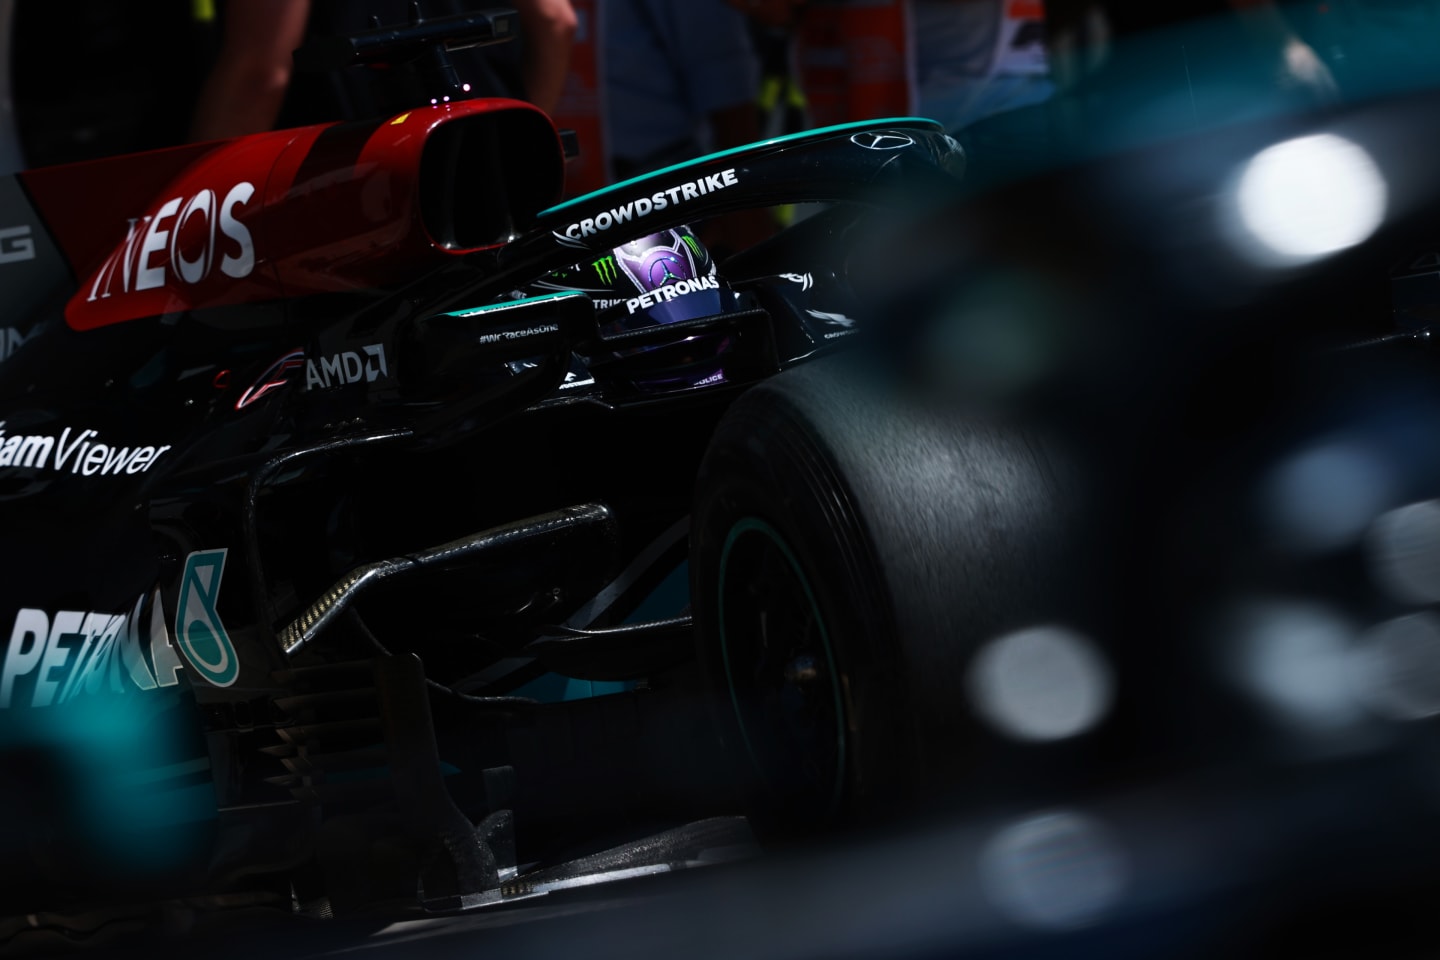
xmin=530 ymin=225 xmax=738 ymax=337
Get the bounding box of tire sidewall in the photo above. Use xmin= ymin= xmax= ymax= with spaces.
xmin=692 ymin=386 xmax=914 ymax=828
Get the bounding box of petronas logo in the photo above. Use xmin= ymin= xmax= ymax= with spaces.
xmin=175 ymin=548 xmax=239 ymax=687
xmin=682 ymin=235 xmax=703 ymax=258
xmin=593 ymin=255 xmax=618 ymax=285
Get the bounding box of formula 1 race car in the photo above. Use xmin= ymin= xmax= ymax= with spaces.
xmin=0 ymin=7 xmax=978 ymax=940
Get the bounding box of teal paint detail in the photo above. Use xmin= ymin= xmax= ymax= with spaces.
xmin=718 ymin=517 xmax=846 ymax=816
xmin=541 ymin=117 xmax=943 ymax=217
xmin=79 ymin=776 xmax=217 ymax=869
xmin=629 ymin=561 xmax=689 ymax=624
xmin=510 ymin=673 xmax=632 ymax=702
xmin=175 ymin=549 xmax=239 ymax=687
xmin=0 ymin=685 xmax=217 ymax=868
xmin=446 ymin=291 xmax=587 ymax=318
xmin=511 ymin=560 xmax=691 ymax=704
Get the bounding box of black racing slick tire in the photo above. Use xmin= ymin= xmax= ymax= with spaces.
xmin=690 ymin=356 xmax=1083 ymax=831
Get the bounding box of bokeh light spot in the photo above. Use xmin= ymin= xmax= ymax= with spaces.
xmin=980 ymin=811 xmax=1127 ymax=930
xmin=1352 ymin=613 xmax=1440 ymax=722
xmin=1233 ymin=133 xmax=1386 ymax=265
xmin=967 ymin=626 xmax=1114 ymax=742
xmin=1365 ymin=500 xmax=1440 ymax=605
xmin=1227 ymin=599 xmax=1363 ymax=730
xmin=1263 ymin=440 xmax=1395 ymax=553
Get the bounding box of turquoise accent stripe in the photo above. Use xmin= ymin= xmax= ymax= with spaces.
xmin=627 ymin=561 xmax=689 ymax=624
xmin=541 ymin=117 xmax=943 ymax=217
xmin=509 ymin=561 xmax=688 ymax=704
xmin=446 ymin=291 xmax=586 ymax=318
xmin=510 ymin=674 xmax=632 ymax=701
xmin=718 ymin=517 xmax=846 ymax=817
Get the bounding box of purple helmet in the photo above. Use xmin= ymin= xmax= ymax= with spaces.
xmin=524 ymin=226 xmax=742 ymax=393
xmin=530 ymin=226 xmax=735 ymax=336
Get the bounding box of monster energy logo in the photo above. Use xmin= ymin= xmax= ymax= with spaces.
xmin=682 ymin=235 xmax=703 ymax=259
xmin=593 ymin=255 xmax=618 ymax=285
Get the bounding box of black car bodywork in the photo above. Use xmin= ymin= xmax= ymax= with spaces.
xmin=0 ymin=8 xmax=967 ymax=926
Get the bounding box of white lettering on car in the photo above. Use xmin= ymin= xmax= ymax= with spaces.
xmin=87 ymin=181 xmax=256 ymax=302
xmin=0 ymin=225 xmax=35 ymax=265
xmin=172 ymin=189 xmax=216 ymax=284
xmin=304 ymin=344 xmax=389 ymax=390
xmin=624 ymin=274 xmax=720 ymax=314
xmin=0 ymin=591 xmax=184 ymax=709
xmin=0 ymin=423 xmax=170 ymax=478
xmin=560 ymin=168 xmax=740 ymax=243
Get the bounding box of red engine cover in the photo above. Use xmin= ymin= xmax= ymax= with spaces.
xmin=21 ymin=99 xmax=564 ymax=332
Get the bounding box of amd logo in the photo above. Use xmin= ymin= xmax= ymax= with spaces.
xmin=86 ymin=182 xmax=256 ymax=302
xmin=305 ymin=344 xmax=388 ymax=390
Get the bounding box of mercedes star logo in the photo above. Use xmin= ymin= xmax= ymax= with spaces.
xmin=851 ymin=131 xmax=915 ymax=151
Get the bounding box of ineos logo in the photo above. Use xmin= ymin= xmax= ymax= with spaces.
xmin=851 ymin=132 xmax=915 ymax=151
xmin=87 ymin=182 xmax=256 ymax=302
